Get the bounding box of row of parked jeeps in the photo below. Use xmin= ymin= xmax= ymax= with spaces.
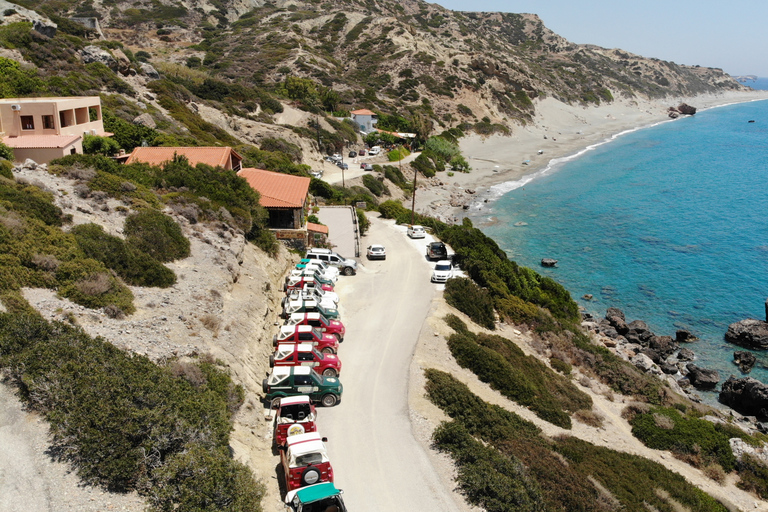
xmin=262 ymin=248 xmax=356 ymax=511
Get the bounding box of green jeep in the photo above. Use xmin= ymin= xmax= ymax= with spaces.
xmin=263 ymin=366 xmax=343 ymax=408
xmin=284 ymin=482 xmax=347 ymax=511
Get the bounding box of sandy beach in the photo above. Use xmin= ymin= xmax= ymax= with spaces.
xmin=414 ymin=90 xmax=768 ymax=222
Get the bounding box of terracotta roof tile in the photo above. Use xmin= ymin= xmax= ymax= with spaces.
xmin=124 ymin=146 xmax=241 ymax=168
xmin=237 ymin=168 xmax=310 ymax=208
xmin=306 ymin=222 xmax=328 ymax=234
xmin=2 ymin=134 xmax=81 ymax=149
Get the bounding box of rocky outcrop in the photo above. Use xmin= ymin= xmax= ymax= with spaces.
xmin=80 ymin=45 xmax=116 ymax=69
xmin=677 ymin=103 xmax=697 ymax=115
xmin=675 ymin=329 xmax=697 ymax=343
xmin=734 ymin=350 xmax=757 ymax=373
xmin=140 ymin=62 xmax=160 ymax=79
xmin=0 ymin=1 xmax=56 ymax=37
xmin=133 ymin=113 xmax=156 ymax=129
xmin=719 ymin=376 xmax=768 ymax=418
xmin=685 ymin=363 xmax=719 ymax=389
xmin=725 ymin=318 xmax=768 ymax=349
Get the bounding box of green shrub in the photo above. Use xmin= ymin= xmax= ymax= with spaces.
xmin=630 ymin=407 xmax=736 ymax=471
xmin=737 ymin=454 xmax=768 ymax=498
xmin=83 ymin=134 xmax=121 ymax=157
xmin=356 ymin=208 xmax=370 ymax=236
xmin=55 ymin=258 xmax=136 ymax=314
xmin=425 ymin=369 xmax=730 ymax=512
xmin=362 ymin=174 xmax=387 ymax=196
xmin=444 ymin=277 xmax=495 ymax=330
xmin=550 ymin=357 xmax=572 ymax=375
xmin=0 ymin=179 xmax=65 ymax=226
xmin=0 ymin=140 xmax=13 ymax=162
xmin=433 ymin=421 xmax=545 ymax=512
xmin=123 ymin=209 xmax=190 ymax=263
xmin=71 ymin=223 xmax=176 ymax=288
xmin=0 ymin=314 xmax=263 ymax=510
xmin=0 ymin=160 xmax=13 ymax=179
xmin=148 ymin=443 xmax=265 ymax=511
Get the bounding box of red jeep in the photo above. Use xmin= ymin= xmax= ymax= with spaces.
xmin=273 ymin=395 xmax=318 ymax=447
xmin=280 ymin=432 xmax=334 ymax=492
xmin=284 ymin=275 xmax=334 ymax=293
xmin=271 ymin=343 xmax=342 ymax=377
xmin=273 ymin=325 xmax=340 ymax=354
xmin=283 ymin=312 xmax=345 ymax=341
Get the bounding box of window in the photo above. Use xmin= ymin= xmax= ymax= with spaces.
xmin=294 ymin=375 xmax=312 ymax=386
xmin=42 ymin=115 xmax=54 ymax=130
xmin=298 ymin=352 xmax=314 ymax=362
xmin=20 ymin=116 xmax=34 ymax=130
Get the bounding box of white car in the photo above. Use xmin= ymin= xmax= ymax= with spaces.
xmin=366 ymin=244 xmax=386 ymax=260
xmin=368 ymin=146 xmax=381 ymax=156
xmin=407 ymin=225 xmax=426 ymax=238
xmin=431 ymin=260 xmax=454 ymax=283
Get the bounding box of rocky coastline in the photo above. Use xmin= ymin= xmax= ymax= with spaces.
xmin=584 ymin=306 xmax=768 ymax=434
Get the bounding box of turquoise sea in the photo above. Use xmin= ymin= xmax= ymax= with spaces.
xmin=469 ymin=80 xmax=768 ymax=401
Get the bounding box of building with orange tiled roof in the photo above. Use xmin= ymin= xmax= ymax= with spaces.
xmin=350 ymin=109 xmax=377 ymax=133
xmin=237 ymin=168 xmax=312 ymax=243
xmin=123 ymin=146 xmax=243 ymax=171
xmin=0 ymin=96 xmax=110 ymax=164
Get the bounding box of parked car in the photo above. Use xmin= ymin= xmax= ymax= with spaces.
xmin=358 ymin=149 xmax=366 ymax=156
xmin=263 ymin=366 xmax=343 ymax=408
xmin=348 ymin=150 xmax=357 ymax=158
xmin=283 ymin=289 xmax=337 ymax=311
xmin=407 ymin=225 xmax=426 ymax=238
xmin=284 ymin=312 xmax=345 ymax=341
xmin=284 ymin=482 xmax=348 ymax=512
xmin=281 ymin=298 xmax=340 ymax=321
xmin=305 ymin=248 xmax=357 ymax=276
xmin=287 ymin=268 xmax=337 ymax=286
xmin=271 ymin=343 xmax=342 ymax=377
xmin=368 ymin=146 xmax=381 ymax=156
xmin=309 ymin=170 xmax=323 ymax=179
xmin=280 ymin=432 xmax=334 ymax=491
xmin=362 ymin=163 xmax=374 ymax=171
xmin=431 ymin=260 xmax=454 ymax=283
xmin=328 ymin=154 xmax=341 ymax=163
xmin=285 ymin=275 xmax=334 ymax=293
xmin=284 ymin=284 xmax=339 ymax=306
xmin=295 ymin=259 xmax=339 ymax=279
xmin=426 ymin=241 xmax=448 ymax=260
xmin=337 ymin=162 xmax=348 ymax=170
xmin=273 ymin=324 xmax=340 ymax=354
xmin=273 ymin=395 xmax=317 ymax=447
xmin=366 ymin=244 xmax=386 ymax=260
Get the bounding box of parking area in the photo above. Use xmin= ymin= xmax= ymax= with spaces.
xmin=316 ymin=206 xmax=358 ymax=258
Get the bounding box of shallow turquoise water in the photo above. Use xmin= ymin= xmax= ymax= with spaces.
xmin=469 ymin=90 xmax=768 ymax=399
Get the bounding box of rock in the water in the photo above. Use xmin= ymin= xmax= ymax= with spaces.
xmin=725 ymin=318 xmax=768 ymax=349
xmin=677 ymin=348 xmax=695 ymax=361
xmin=675 ymin=329 xmax=697 ymax=343
xmin=660 ymin=362 xmax=679 ymax=375
xmin=649 ymin=335 xmax=677 ymax=359
xmin=734 ymin=350 xmax=757 ymax=374
xmin=606 ymin=307 xmax=625 ymax=321
xmin=719 ymin=376 xmax=768 ymax=418
xmin=540 ymin=258 xmax=557 ymax=267
xmin=685 ymin=363 xmax=719 ymax=389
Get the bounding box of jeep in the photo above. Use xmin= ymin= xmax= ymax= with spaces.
xmin=263 ymin=366 xmax=343 ymax=408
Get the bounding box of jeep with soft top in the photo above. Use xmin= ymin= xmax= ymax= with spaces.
xmin=263 ymin=366 xmax=343 ymax=408
xmin=273 ymin=395 xmax=317 ymax=447
xmin=281 ymin=298 xmax=339 ymax=320
xmin=283 ymin=312 xmax=345 ymax=341
xmin=280 ymin=432 xmax=334 ymax=491
xmin=284 ymin=482 xmax=348 ymax=512
xmin=273 ymin=325 xmax=339 ymax=354
xmin=271 ymin=343 xmax=342 ymax=377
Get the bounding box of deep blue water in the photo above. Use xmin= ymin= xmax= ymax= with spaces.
xmin=470 ymin=83 xmax=768 ymax=401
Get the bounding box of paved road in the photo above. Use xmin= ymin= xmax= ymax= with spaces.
xmin=317 ymin=215 xmax=462 ymax=511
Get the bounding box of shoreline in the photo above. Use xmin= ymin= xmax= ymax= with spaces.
xmin=415 ymin=89 xmax=768 ymax=222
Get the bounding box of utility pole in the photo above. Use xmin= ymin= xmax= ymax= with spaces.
xmin=405 ymin=147 xmax=417 ymax=225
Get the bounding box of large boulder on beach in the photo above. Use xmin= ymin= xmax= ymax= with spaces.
xmin=627 ymin=320 xmax=654 ymax=344
xmin=677 ymin=103 xmax=697 ymax=115
xmin=734 ymin=351 xmax=757 ymax=374
xmin=649 ymin=335 xmax=678 ymax=359
xmin=685 ymin=363 xmax=720 ymax=390
xmin=719 ymin=376 xmax=768 ymax=418
xmin=605 ymin=307 xmax=625 ymax=321
xmin=725 ymin=319 xmax=768 ymax=349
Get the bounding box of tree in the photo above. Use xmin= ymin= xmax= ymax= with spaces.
xmin=284 ymin=76 xmax=317 ymax=102
xmin=82 ymin=134 xmax=120 ymax=157
xmin=320 ymin=87 xmax=340 ymax=112
xmin=0 ymin=141 xmax=13 ymax=162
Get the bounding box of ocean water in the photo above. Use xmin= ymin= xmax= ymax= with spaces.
xmin=470 ymin=85 xmax=768 ymax=401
